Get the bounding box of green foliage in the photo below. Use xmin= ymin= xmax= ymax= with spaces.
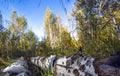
xmin=72 ymin=0 xmax=120 ymax=58
xmin=0 ymin=11 xmax=38 ymax=59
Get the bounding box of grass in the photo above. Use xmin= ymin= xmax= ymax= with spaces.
xmin=41 ymin=71 xmax=53 ymax=76
xmin=0 ymin=57 xmax=14 ymax=70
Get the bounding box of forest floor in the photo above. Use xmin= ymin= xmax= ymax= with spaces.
xmin=0 ymin=58 xmax=14 ymax=70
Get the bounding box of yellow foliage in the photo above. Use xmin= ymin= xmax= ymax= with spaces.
xmin=78 ymin=9 xmax=84 ymax=17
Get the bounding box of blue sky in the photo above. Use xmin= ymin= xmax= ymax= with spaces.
xmin=0 ymin=0 xmax=76 ymax=40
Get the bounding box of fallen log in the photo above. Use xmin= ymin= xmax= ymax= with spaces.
xmin=1 ymin=57 xmax=31 ymax=76
xmin=93 ymin=52 xmax=120 ymax=76
xmin=1 ymin=50 xmax=120 ymax=76
xmin=30 ymin=51 xmax=120 ymax=76
xmin=30 ymin=51 xmax=97 ymax=76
